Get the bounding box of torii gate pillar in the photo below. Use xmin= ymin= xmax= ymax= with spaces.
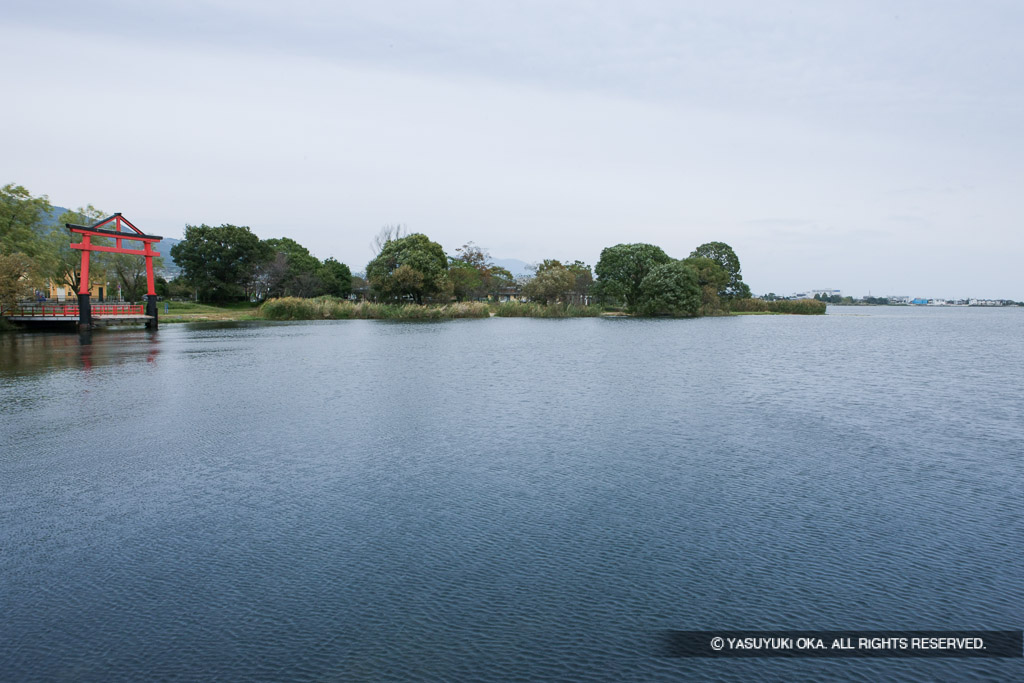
xmin=143 ymin=234 xmax=159 ymax=328
xmin=77 ymin=234 xmax=93 ymax=328
xmin=78 ymin=292 xmax=93 ymax=328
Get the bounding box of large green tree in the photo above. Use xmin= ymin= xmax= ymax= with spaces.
xmin=366 ymin=233 xmax=448 ymax=303
xmin=170 ymin=224 xmax=268 ymax=302
xmin=523 ymin=261 xmax=576 ymax=304
xmin=688 ymin=241 xmax=751 ymax=300
xmin=262 ymin=237 xmax=322 ymax=297
xmin=681 ymin=255 xmax=730 ymax=315
xmin=638 ymin=261 xmax=702 ymax=316
xmin=594 ymin=243 xmax=672 ymax=309
xmin=0 ymin=253 xmax=33 ymax=308
xmin=0 ymin=183 xmax=51 ymax=259
xmin=448 ymin=259 xmax=483 ymax=301
xmin=318 ymin=258 xmax=352 ymax=298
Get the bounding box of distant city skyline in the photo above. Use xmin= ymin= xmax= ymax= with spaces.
xmin=4 ymin=1 xmax=1023 ymax=299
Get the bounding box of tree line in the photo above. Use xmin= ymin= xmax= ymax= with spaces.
xmin=361 ymin=229 xmax=750 ymax=316
xmin=169 ymin=225 xmax=352 ymax=303
xmin=2 ymin=182 xmax=753 ymax=317
xmin=0 ymin=183 xmax=354 ymax=306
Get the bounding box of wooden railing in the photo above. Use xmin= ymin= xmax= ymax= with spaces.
xmin=0 ymin=303 xmax=145 ymax=316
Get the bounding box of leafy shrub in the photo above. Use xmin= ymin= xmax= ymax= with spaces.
xmin=637 ymin=261 xmax=701 ymax=316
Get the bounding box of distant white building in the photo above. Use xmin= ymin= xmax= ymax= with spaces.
xmin=810 ymin=289 xmax=841 ymax=298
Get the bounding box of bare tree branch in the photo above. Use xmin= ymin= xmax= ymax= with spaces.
xmin=370 ymin=224 xmax=407 ymax=256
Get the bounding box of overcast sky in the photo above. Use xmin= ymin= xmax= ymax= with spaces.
xmin=4 ymin=1 xmax=1023 ymax=298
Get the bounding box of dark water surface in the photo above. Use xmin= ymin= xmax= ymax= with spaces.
xmin=2 ymin=307 xmax=1022 ymax=681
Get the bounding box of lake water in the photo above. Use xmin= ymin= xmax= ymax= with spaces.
xmin=1 ymin=307 xmax=1022 ymax=681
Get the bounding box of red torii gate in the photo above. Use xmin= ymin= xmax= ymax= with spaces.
xmin=67 ymin=213 xmax=163 ymax=328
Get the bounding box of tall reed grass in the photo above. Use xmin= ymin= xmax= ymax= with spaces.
xmin=259 ymin=298 xmax=608 ymax=320
xmin=259 ymin=297 xmax=490 ymax=320
xmin=728 ymin=298 xmax=827 ymax=315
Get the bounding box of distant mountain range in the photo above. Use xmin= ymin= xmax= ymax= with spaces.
xmin=156 ymin=238 xmax=182 ymax=278
xmin=40 ymin=204 xmax=70 ymax=229
xmin=492 ymin=258 xmax=532 ymax=276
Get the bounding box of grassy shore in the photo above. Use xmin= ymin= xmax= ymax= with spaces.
xmin=146 ymin=296 xmax=825 ymax=323
xmin=160 ymin=301 xmax=262 ymax=323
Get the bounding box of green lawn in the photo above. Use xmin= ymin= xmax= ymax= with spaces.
xmin=160 ymin=300 xmax=261 ymax=323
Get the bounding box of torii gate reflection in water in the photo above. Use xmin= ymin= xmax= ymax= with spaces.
xmin=67 ymin=213 xmax=162 ymax=329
